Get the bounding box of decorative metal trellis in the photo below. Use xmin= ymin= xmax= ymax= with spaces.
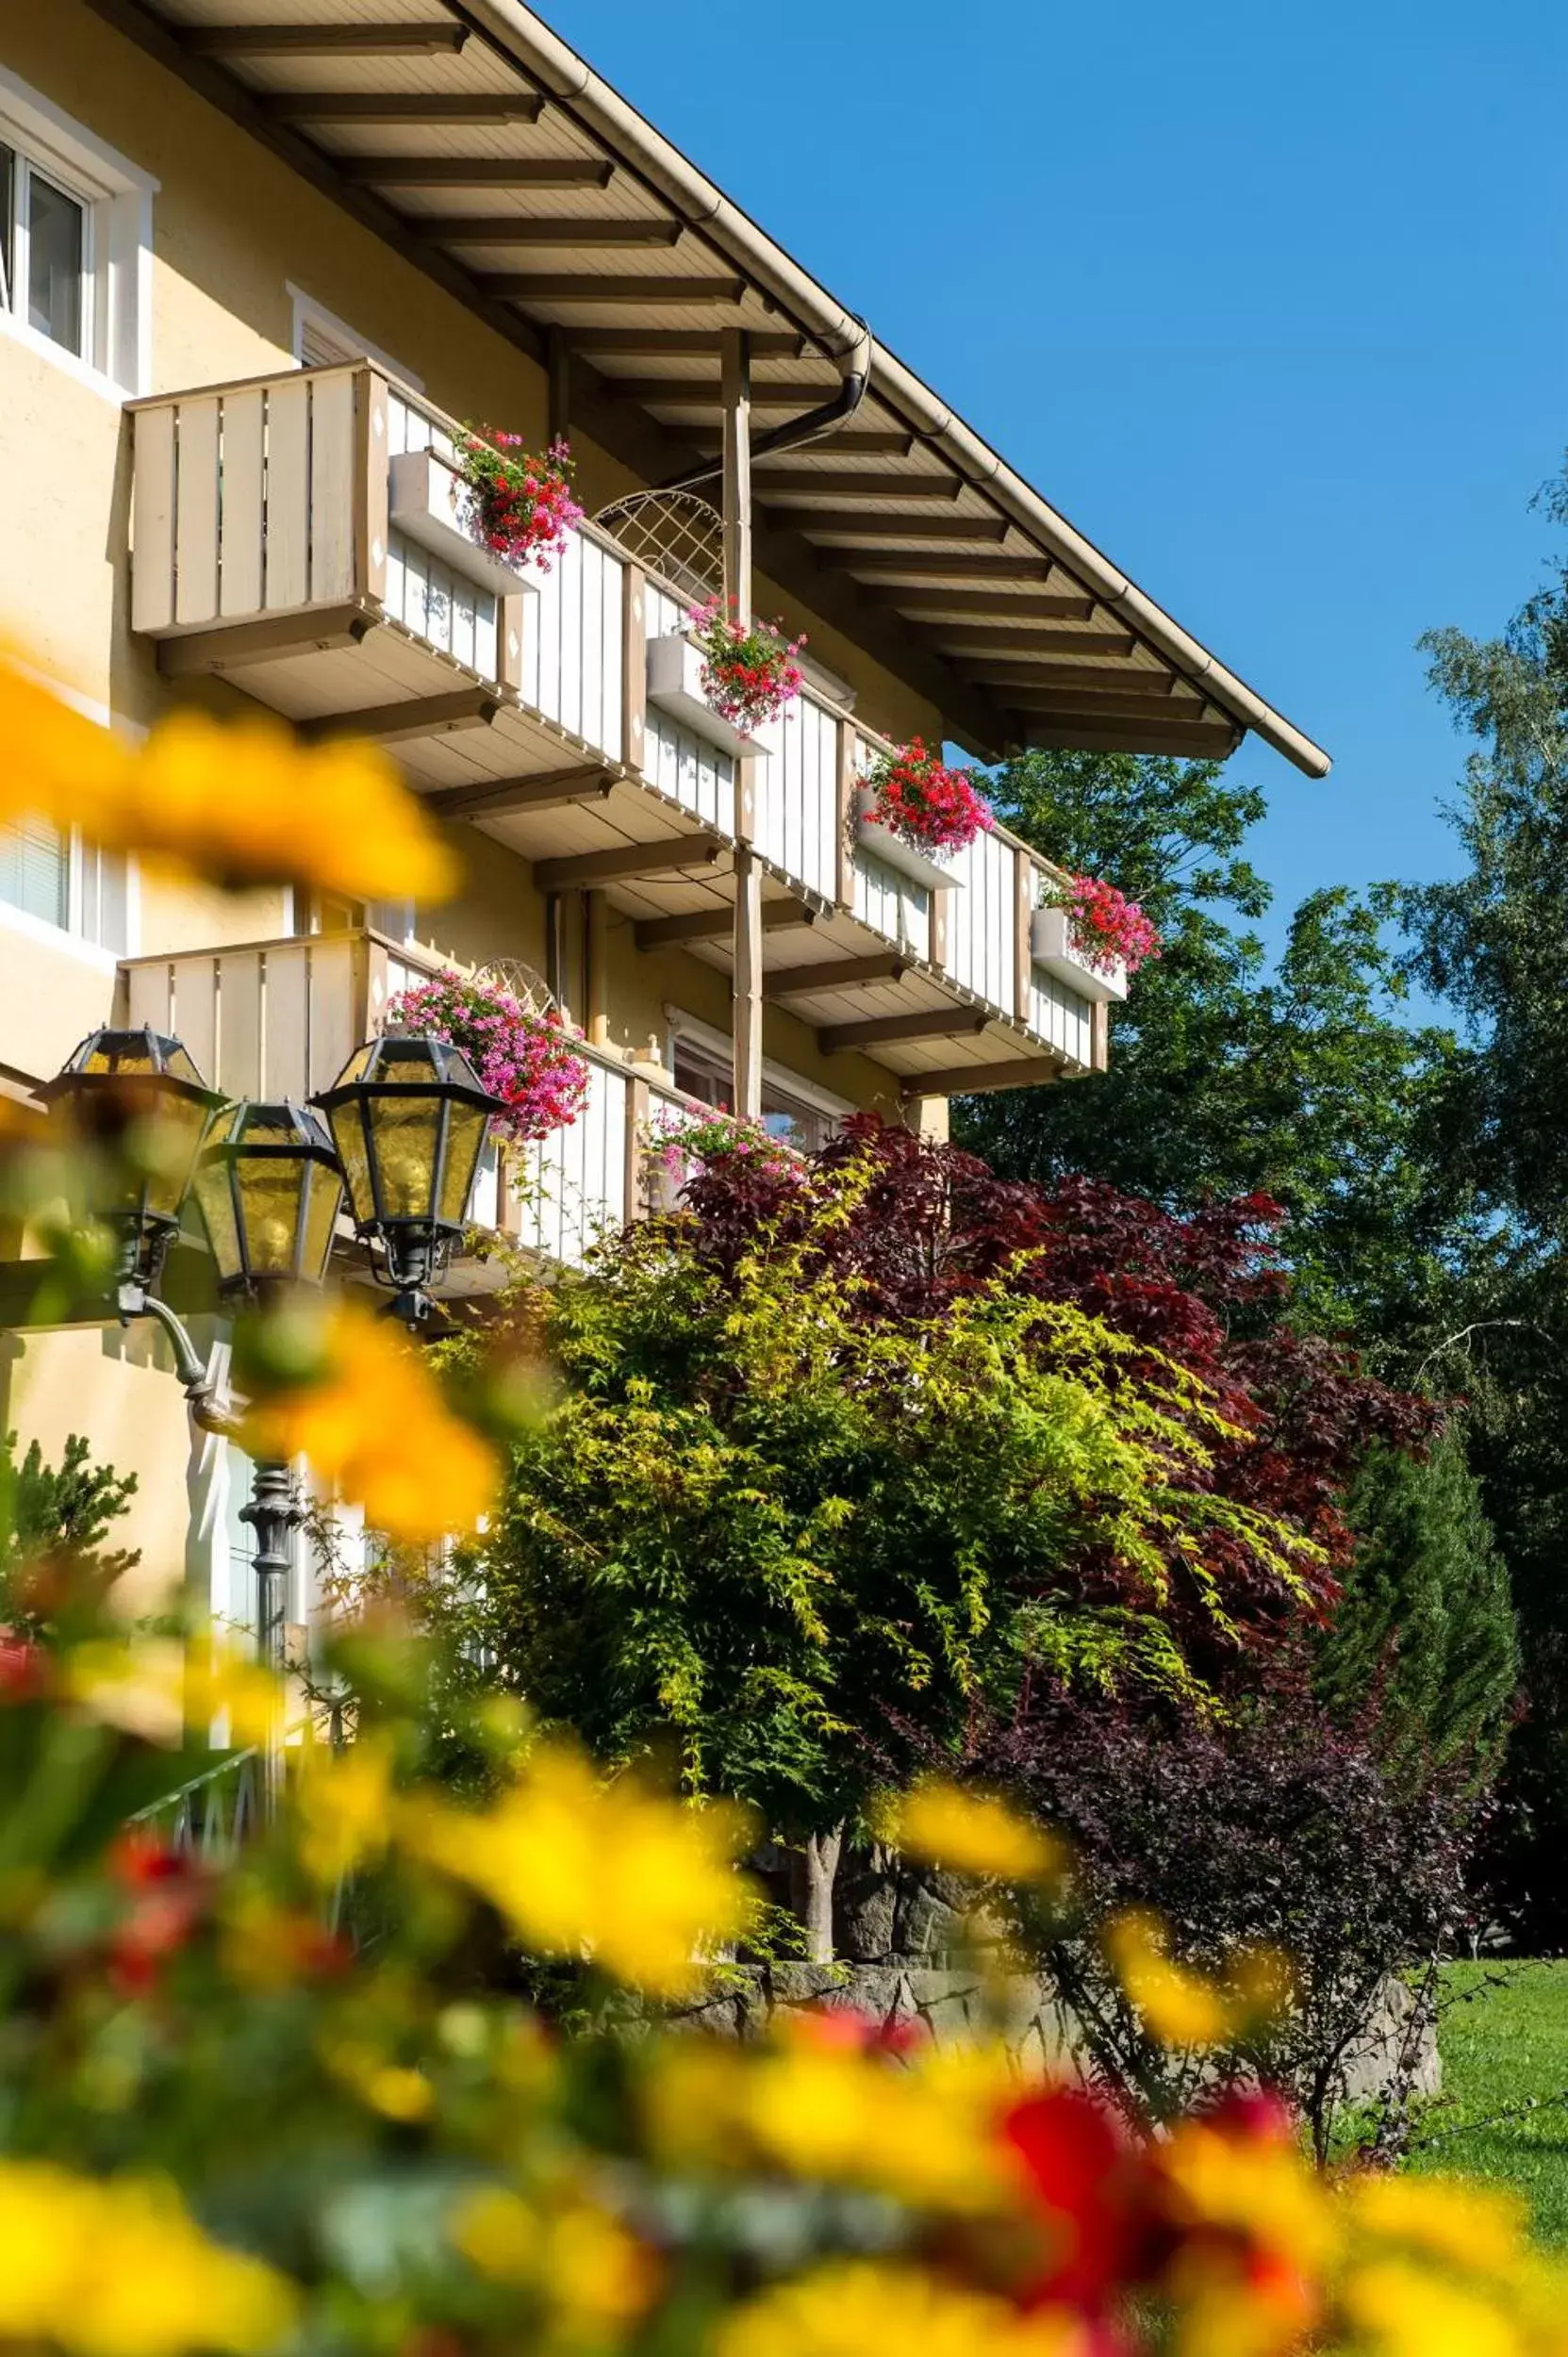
xmin=592 ymin=487 xmax=724 ymax=612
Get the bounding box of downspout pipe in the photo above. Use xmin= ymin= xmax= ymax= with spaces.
xmin=657 ymin=321 xmax=873 ymax=494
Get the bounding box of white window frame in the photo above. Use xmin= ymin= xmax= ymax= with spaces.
xmin=0 ymin=67 xmax=156 ymax=398
xmin=288 ymin=284 xmax=421 ymax=388
xmin=664 ymin=1006 xmax=853 ymax=1144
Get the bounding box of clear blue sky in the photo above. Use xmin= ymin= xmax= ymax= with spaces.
xmin=553 ymin=0 xmax=1568 ymax=961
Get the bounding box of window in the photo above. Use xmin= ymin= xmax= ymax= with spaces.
xmin=0 ymin=817 xmax=68 ymax=930
xmin=0 ymin=820 xmax=129 ymax=953
xmin=1 ymin=136 xmax=88 ymax=360
xmin=289 ymin=287 xmax=421 ymax=387
xmin=0 ymin=71 xmax=156 ymax=394
xmin=668 ymin=1013 xmax=848 ymax=1155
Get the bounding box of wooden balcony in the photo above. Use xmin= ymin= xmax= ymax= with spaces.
xmin=116 ymin=930 xmax=707 ymax=1272
xmin=125 ymin=365 xmax=1104 ymax=1096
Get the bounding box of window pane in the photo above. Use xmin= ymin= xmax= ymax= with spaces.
xmin=0 ymin=145 xmax=14 ymax=315
xmin=0 ymin=817 xmax=69 ymax=929
xmin=26 ymin=169 xmax=84 ymax=355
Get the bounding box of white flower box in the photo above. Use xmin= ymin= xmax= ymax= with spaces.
xmin=645 ymin=635 xmax=763 ymax=754
xmin=388 ymin=448 xmax=528 ymax=599
xmin=1032 ymin=904 xmax=1128 ymax=1002
xmin=853 ymin=785 xmax=965 ymax=892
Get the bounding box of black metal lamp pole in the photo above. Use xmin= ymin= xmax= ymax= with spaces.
xmin=239 ymin=1459 xmax=304 ymax=1675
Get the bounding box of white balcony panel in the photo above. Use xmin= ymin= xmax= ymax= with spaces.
xmin=386 ymin=531 xmax=499 ymax=678
xmin=521 ymin=530 xmax=625 ymax=762
xmin=753 ymin=693 xmax=838 ymax=902
xmin=514 ymin=1054 xmax=629 ymax=1267
xmin=945 ymin=828 xmax=1016 ymax=1013
xmin=849 ymin=735 xmax=931 ymax=955
xmin=640 ymin=582 xmax=734 ymax=825
xmin=1029 ymin=969 xmax=1095 ymax=1066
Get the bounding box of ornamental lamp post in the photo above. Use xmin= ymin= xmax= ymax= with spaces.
xmin=311 ymin=1032 xmax=501 ymax=1329
xmin=41 ymin=1025 xmax=228 ymax=1412
xmin=190 ymin=1101 xmax=345 ymax=1674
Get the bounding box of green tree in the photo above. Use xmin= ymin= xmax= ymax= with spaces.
xmin=0 ymin=1429 xmax=139 ymax=1617
xmin=958 ymin=750 xmax=1461 ymax=1337
xmin=1317 ymin=1430 xmax=1518 ymax=1779
xmin=460 ymin=1184 xmax=1323 ymax=1955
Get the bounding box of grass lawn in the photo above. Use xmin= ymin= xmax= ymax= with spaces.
xmin=1411 ymin=1961 xmax=1568 ymax=2245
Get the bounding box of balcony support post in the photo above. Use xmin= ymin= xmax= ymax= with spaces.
xmin=723 ymin=326 xmax=763 ymax=1120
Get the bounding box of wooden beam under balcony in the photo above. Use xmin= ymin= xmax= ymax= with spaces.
xmin=264 ymin=94 xmax=545 ymax=124
xmin=418 ymin=217 xmax=684 ymax=247
xmin=690 ymin=429 xmax=917 ymax=457
xmin=969 ymin=655 xmax=1162 ymax=692
xmin=1008 ymin=687 xmax=1208 ymax=725
xmin=765 ymin=952 xmax=908 ymax=997
xmin=604 ymin=378 xmax=835 ymax=409
xmin=338 ymin=158 xmax=614 ymax=190
xmin=899 ymin=1055 xmax=1066 ymax=1097
xmin=890 ymin=590 xmax=1094 ymax=619
xmin=183 ymin=22 xmax=470 ymax=56
xmin=567 ymin=329 xmax=806 ymax=357
xmin=534 ymin=835 xmax=725 ymax=891
xmin=423 ymin=766 xmax=617 ymax=820
xmin=793 ymin=514 xmax=1012 ymax=543
xmin=842 ymin=554 xmax=1054 ymax=581
xmin=754 ymin=470 xmax=963 ymax=501
xmin=301 ymin=689 xmax=502 ymax=747
xmin=482 ymin=273 xmax=747 ymax=305
xmin=819 ymin=1008 xmax=992 ymax=1055
xmin=156 ymin=603 xmax=376 ymax=678
xmin=635 ymin=900 xmax=817 ymax=949
xmin=1020 ymin=717 xmax=1242 ymax=758
xmin=932 ymin=623 xmax=1112 ymax=653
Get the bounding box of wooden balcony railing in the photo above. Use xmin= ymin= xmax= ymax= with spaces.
xmin=125 ymin=364 xmax=1099 ymax=1067
xmin=116 ymin=930 xmax=717 ymax=1271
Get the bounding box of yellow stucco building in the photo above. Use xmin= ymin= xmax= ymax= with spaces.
xmin=0 ymin=0 xmax=1327 ymax=1642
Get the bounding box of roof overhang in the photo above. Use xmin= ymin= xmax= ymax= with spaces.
xmin=88 ymin=0 xmax=1330 ymax=777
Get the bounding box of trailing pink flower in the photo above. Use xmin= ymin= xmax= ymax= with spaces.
xmin=455 ymin=429 xmax=583 ymax=573
xmin=861 ymin=736 xmax=993 ymax=858
xmin=646 ymin=1105 xmax=800 ymax=1190
xmin=384 ymin=973 xmax=590 ymax=1146
xmin=1054 ymin=874 xmax=1162 ymax=976
xmin=688 ymin=599 xmax=805 ymax=734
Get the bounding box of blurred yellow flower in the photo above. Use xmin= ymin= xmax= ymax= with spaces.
xmin=1161 ymin=2115 xmax=1335 ymax=2274
xmin=1347 ymin=2173 xmax=1529 ymax=2278
xmin=716 ymin=2261 xmax=1082 ymax=2357
xmin=1106 ymin=1912 xmax=1291 ymax=2051
xmin=322 ymin=2041 xmax=435 ymax=2122
xmin=0 ymin=651 xmax=456 ymax=903
xmin=745 ymin=2030 xmax=1017 ymax=2212
xmin=888 ymin=1779 xmax=1065 ymax=1887
xmin=454 ymin=2184 xmax=655 ymax=2327
xmin=292 ymin=1733 xmax=394 ymax=1887
xmin=1341 ymin=2256 xmax=1524 ymax=2357
xmin=241 ymin=1303 xmax=497 ymax=1544
xmin=643 ymin=2024 xmax=1016 ymax=2214
xmin=402 ymin=1741 xmax=754 ymax=1997
xmin=0 ymin=2161 xmax=297 ymax=2356
xmin=65 ymin=1637 xmax=279 ymax=1751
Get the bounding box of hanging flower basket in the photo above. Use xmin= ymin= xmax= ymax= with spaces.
xmin=1032 ymin=876 xmax=1161 ymax=1004
xmin=454 ymin=430 xmax=583 ymax=574
xmin=688 ymin=599 xmax=805 ymax=737
xmin=383 ymin=972 xmax=590 ymax=1146
xmin=857 ymin=737 xmax=994 ymax=872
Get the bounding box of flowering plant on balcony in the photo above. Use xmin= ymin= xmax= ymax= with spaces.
xmin=1047 ymin=873 xmax=1163 ymax=976
xmin=861 ymin=736 xmax=994 ymax=857
xmin=454 ymin=429 xmax=583 ymax=572
xmin=645 ymin=1104 xmax=800 ymax=1190
xmin=688 ymin=598 xmax=806 ymax=734
xmin=383 ymin=971 xmax=590 ymax=1145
